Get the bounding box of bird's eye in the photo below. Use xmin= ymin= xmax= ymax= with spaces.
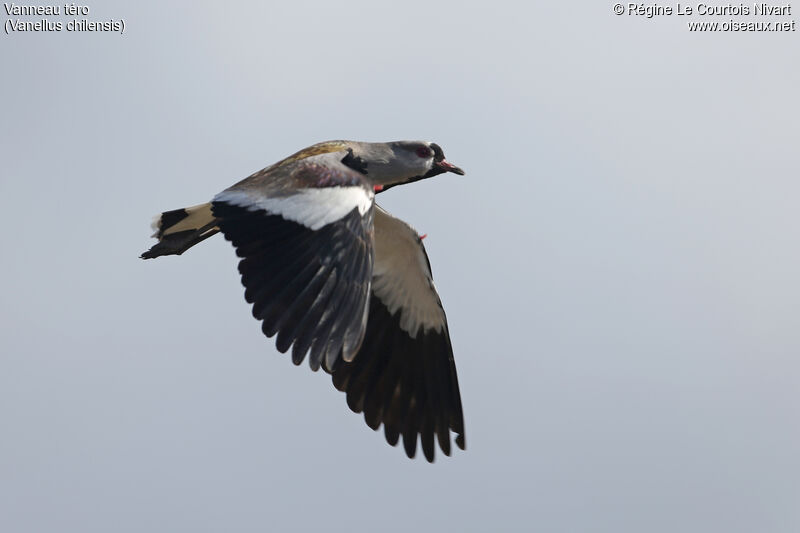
xmin=415 ymin=146 xmax=432 ymax=158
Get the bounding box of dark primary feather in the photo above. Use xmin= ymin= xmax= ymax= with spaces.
xmin=212 ymin=201 xmax=374 ymax=371
xmin=332 ymin=294 xmax=465 ymax=463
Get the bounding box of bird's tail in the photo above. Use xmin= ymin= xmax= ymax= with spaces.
xmin=141 ymin=202 xmax=219 ymax=259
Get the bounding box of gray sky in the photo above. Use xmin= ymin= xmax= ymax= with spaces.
xmin=1 ymin=1 xmax=798 ymax=531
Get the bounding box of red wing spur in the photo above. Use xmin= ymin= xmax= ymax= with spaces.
xmin=141 ymin=140 xmax=466 ymax=462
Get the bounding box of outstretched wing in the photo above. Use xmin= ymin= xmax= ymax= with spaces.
xmin=332 ymin=206 xmax=465 ymax=462
xmin=212 ymin=152 xmax=375 ymax=372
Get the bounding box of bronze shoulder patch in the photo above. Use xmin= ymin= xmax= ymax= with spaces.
xmin=276 ymin=140 xmax=351 ymax=166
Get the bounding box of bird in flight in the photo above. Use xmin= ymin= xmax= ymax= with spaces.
xmin=141 ymin=140 xmax=465 ymax=462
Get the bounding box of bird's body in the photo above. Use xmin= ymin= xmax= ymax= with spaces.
xmin=142 ymin=140 xmax=465 ymax=462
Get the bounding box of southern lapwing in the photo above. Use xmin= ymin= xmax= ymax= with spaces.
xmin=141 ymin=140 xmax=465 ymax=462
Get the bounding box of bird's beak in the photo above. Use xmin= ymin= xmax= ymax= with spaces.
xmin=434 ymin=159 xmax=465 ymax=175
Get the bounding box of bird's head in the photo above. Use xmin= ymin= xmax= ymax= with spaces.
xmin=344 ymin=141 xmax=464 ymax=191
